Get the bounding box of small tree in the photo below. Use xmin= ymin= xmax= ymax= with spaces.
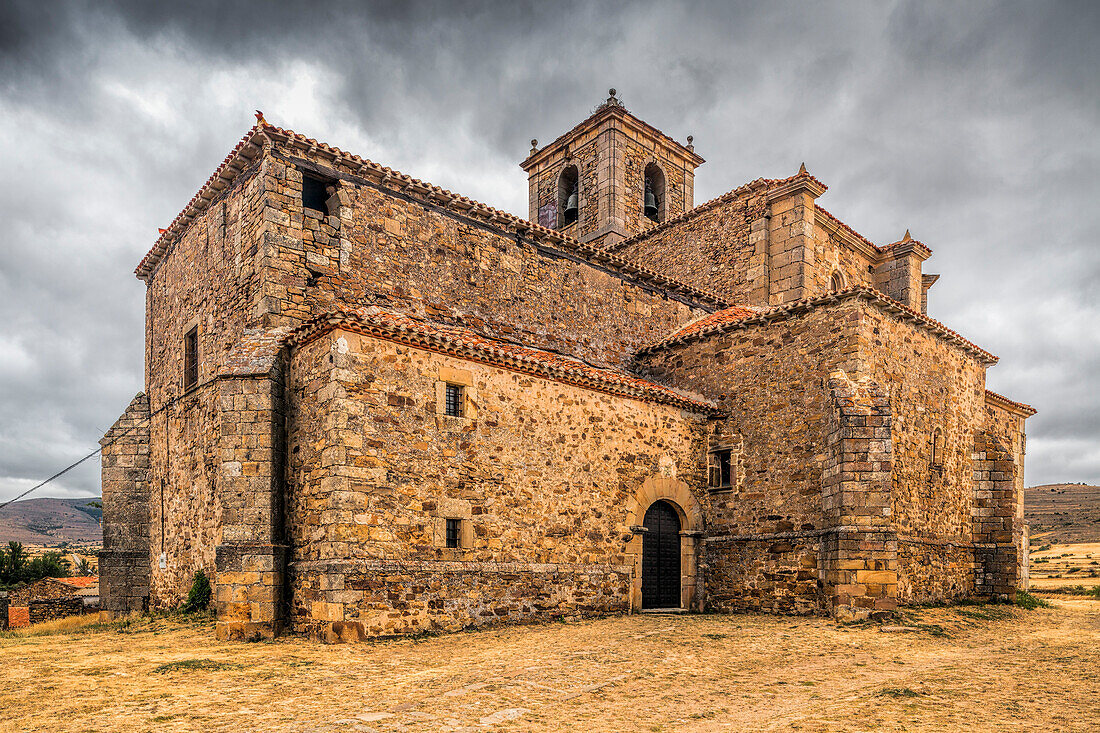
xmin=180 ymin=569 xmax=212 ymax=614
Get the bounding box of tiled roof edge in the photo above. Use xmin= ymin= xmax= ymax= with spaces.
xmin=135 ymin=123 xmax=267 ymax=278
xmin=984 ymin=389 xmax=1037 ymax=417
xmin=282 ymin=308 xmax=723 ymax=415
xmin=135 ymin=117 xmax=730 ymax=310
xmin=638 ymin=285 xmax=999 ymax=365
xmin=603 ymin=170 xmax=828 ymax=253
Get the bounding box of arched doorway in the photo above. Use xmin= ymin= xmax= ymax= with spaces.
xmin=642 ymin=500 xmax=682 ymax=608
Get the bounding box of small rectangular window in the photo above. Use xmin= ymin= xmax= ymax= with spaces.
xmin=709 ymin=449 xmax=732 ymax=489
xmin=444 ymin=384 xmax=464 ymax=417
xmin=445 ymin=518 xmax=461 ymax=549
xmin=302 ymin=174 xmax=331 ymax=216
xmin=183 ymin=326 xmax=199 ymax=391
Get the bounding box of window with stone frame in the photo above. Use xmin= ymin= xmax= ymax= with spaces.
xmin=444 ymin=383 xmax=464 ymax=417
xmin=708 ymin=449 xmax=733 ymax=490
xmin=183 ymin=326 xmax=199 ymax=392
xmin=445 ymin=518 xmax=462 ymax=549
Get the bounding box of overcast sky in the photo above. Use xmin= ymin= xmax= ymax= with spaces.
xmin=0 ymin=0 xmax=1097 ymax=503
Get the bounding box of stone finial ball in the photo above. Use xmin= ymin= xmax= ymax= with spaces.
xmin=609 ymin=88 xmax=617 ymax=97
xmin=687 ymin=135 xmax=694 ymax=144
xmin=530 ymin=139 xmax=538 ymax=148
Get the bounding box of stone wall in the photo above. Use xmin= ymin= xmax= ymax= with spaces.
xmin=213 ymin=354 xmax=289 ymax=641
xmin=28 ymin=598 xmax=84 ymax=625
xmin=607 ymin=186 xmax=765 ymax=305
xmin=639 ymin=300 xmax=868 ymax=614
xmin=259 ymin=143 xmax=709 ymax=370
xmin=99 ymin=392 xmax=151 ymax=615
xmin=137 ymin=153 xmax=273 ymax=608
xmin=855 ymin=303 xmax=988 ymax=603
xmin=285 ymin=328 xmax=709 ymax=639
xmin=984 ymin=397 xmax=1030 ymax=590
xmin=609 ymin=178 xmax=885 ymax=308
xmin=639 ymin=292 xmax=999 ymax=614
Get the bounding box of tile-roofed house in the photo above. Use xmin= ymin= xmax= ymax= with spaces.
xmin=100 ymin=92 xmax=1036 ymax=642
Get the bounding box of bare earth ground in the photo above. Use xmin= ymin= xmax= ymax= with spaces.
xmin=2 ymin=599 xmax=1098 ymax=733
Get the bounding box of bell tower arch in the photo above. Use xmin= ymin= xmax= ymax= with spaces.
xmin=520 ymin=89 xmax=704 ymax=249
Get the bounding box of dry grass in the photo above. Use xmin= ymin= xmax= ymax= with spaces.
xmin=1029 ymin=542 xmax=1100 ymax=592
xmin=0 ymin=613 xmax=103 ymax=638
xmin=1 ymin=599 xmax=1098 ymax=732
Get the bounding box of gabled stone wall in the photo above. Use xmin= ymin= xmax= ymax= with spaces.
xmin=284 ymin=328 xmax=709 ymax=639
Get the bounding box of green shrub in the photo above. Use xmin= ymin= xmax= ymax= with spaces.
xmin=1014 ymin=590 xmax=1051 ymax=609
xmin=180 ymin=569 xmax=212 ymax=614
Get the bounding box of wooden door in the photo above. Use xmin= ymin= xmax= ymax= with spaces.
xmin=642 ymin=501 xmax=681 ymax=609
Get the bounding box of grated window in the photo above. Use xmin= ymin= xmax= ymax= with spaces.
xmin=444 ymin=384 xmax=464 ymax=417
xmin=445 ymin=518 xmax=461 ymax=549
xmin=183 ymin=326 xmax=199 ymax=391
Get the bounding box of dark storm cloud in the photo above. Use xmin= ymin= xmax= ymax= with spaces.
xmin=1 ymin=0 xmax=1098 ymax=502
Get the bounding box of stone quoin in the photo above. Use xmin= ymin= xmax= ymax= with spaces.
xmin=100 ymin=92 xmax=1035 ymax=640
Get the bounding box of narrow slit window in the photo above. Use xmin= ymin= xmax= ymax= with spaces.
xmin=302 ymin=174 xmax=331 ymax=216
xmin=444 ymin=384 xmax=464 ymax=417
xmin=709 ymin=449 xmax=733 ymax=489
xmin=445 ymin=518 xmax=461 ymax=549
xmin=183 ymin=326 xmax=199 ymax=391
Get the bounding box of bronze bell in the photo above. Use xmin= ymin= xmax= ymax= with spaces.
xmin=564 ymin=187 xmax=579 ymax=222
xmin=644 ymin=181 xmax=659 ymax=220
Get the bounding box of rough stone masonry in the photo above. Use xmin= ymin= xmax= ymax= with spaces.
xmin=100 ymin=91 xmax=1035 ymax=641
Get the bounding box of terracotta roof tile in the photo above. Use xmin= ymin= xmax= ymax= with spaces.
xmin=663 ymin=306 xmax=760 ymax=341
xmin=642 ymin=286 xmax=998 ymax=365
xmin=283 ymin=306 xmax=721 ymax=414
xmin=56 ymin=576 xmax=98 ymax=588
xmin=985 ymin=389 xmax=1037 ymax=416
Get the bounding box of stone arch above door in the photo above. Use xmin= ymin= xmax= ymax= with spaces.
xmin=626 ymin=476 xmax=703 ymax=532
xmin=625 ymin=476 xmax=704 ymax=612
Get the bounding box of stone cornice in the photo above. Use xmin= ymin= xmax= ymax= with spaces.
xmin=520 ymin=102 xmax=704 ymax=172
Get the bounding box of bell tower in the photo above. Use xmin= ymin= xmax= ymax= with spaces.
xmin=520 ymin=89 xmax=705 ymax=249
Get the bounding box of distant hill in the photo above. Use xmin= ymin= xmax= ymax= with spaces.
xmin=1026 ymin=483 xmax=1100 ymax=544
xmin=0 ymin=497 xmax=103 ymax=545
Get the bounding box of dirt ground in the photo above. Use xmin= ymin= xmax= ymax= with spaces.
xmin=1 ymin=598 xmax=1098 ymax=733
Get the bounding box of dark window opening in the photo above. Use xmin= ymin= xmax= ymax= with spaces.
xmin=644 ymin=163 xmax=665 ymax=223
xmin=557 ymin=165 xmax=579 ymax=228
xmin=302 ymin=173 xmax=332 ymax=216
xmin=931 ymin=429 xmax=944 ymax=469
xmin=445 ymin=518 xmax=461 ymax=548
xmin=444 ymin=384 xmax=464 ymax=417
xmin=183 ymin=326 xmax=199 ymax=391
xmin=709 ymin=449 xmax=733 ymax=489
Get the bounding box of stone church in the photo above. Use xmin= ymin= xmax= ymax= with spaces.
xmin=100 ymin=91 xmax=1035 ymax=641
